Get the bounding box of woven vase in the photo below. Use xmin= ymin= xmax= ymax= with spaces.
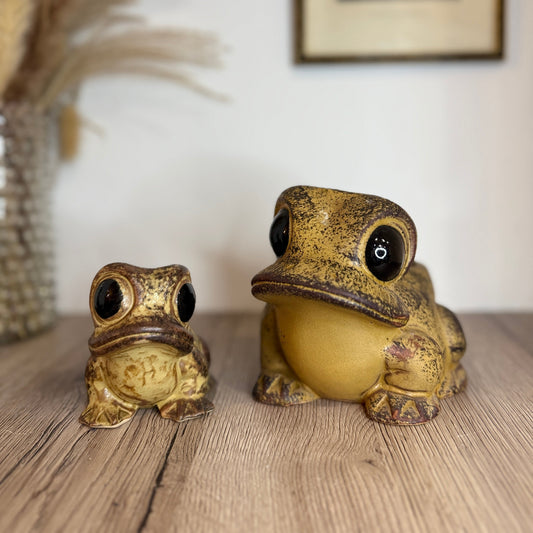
xmin=0 ymin=103 xmax=58 ymax=343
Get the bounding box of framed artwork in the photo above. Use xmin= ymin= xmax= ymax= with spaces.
xmin=294 ymin=0 xmax=504 ymax=63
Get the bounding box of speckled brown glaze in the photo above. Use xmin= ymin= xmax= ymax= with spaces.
xmin=251 ymin=186 xmax=466 ymax=425
xmin=80 ymin=263 xmax=213 ymax=428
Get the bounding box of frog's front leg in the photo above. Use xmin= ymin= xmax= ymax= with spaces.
xmin=157 ymin=345 xmax=213 ymax=422
xmin=80 ymin=356 xmax=138 ymax=428
xmin=253 ymin=305 xmax=319 ymax=406
xmin=364 ymin=331 xmax=444 ymax=425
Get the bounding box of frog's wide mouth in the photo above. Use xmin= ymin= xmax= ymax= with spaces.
xmin=89 ymin=321 xmax=194 ymax=357
xmin=251 ymin=270 xmax=409 ymax=327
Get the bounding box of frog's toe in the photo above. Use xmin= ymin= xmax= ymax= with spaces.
xmin=438 ymin=364 xmax=467 ymax=398
xmin=79 ymin=403 xmax=136 ymax=428
xmin=253 ymin=373 xmax=319 ymax=406
xmin=158 ymin=397 xmax=214 ymax=422
xmin=364 ymin=390 xmax=439 ymax=425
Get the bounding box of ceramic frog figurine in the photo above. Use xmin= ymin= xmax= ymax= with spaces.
xmin=251 ymin=186 xmax=466 ymax=425
xmin=80 ymin=263 xmax=213 ymax=428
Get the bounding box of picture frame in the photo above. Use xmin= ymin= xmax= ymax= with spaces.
xmin=294 ymin=0 xmax=504 ymax=63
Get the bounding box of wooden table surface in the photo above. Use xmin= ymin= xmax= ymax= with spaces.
xmin=0 ymin=313 xmax=531 ymax=533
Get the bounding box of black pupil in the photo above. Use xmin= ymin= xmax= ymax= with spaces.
xmin=94 ymin=279 xmax=123 ymax=319
xmin=177 ymin=283 xmax=196 ymax=322
xmin=365 ymin=226 xmax=405 ymax=282
xmin=269 ymin=208 xmax=290 ymax=257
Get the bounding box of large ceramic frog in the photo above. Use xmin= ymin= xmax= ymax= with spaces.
xmin=80 ymin=263 xmax=213 ymax=428
xmin=251 ymin=186 xmax=466 ymax=425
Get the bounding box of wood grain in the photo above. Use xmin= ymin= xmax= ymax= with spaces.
xmin=0 ymin=313 xmax=531 ymax=533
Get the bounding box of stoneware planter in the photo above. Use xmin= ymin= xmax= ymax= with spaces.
xmin=0 ymin=103 xmax=58 ymax=344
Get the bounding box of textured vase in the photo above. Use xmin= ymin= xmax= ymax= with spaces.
xmin=0 ymin=103 xmax=58 ymax=343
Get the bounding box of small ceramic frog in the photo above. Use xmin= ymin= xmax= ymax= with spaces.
xmin=251 ymin=186 xmax=466 ymax=425
xmin=80 ymin=263 xmax=213 ymax=428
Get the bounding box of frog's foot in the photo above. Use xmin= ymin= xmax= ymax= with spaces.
xmin=438 ymin=364 xmax=467 ymax=398
xmin=253 ymin=373 xmax=319 ymax=406
xmin=158 ymin=397 xmax=214 ymax=422
xmin=364 ymin=390 xmax=440 ymax=425
xmin=79 ymin=400 xmax=137 ymax=428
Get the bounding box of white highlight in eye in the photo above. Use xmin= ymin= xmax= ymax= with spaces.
xmin=375 ymin=246 xmax=387 ymax=260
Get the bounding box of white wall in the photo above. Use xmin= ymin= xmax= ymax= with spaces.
xmin=54 ymin=0 xmax=533 ymax=314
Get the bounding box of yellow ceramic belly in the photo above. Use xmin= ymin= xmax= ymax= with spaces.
xmin=104 ymin=343 xmax=180 ymax=406
xmin=274 ymin=300 xmax=392 ymax=402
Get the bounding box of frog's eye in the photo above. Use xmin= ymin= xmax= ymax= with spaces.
xmin=94 ymin=278 xmax=123 ymax=319
xmin=269 ymin=208 xmax=290 ymax=257
xmin=365 ymin=226 xmax=405 ymax=282
xmin=177 ymin=283 xmax=196 ymax=323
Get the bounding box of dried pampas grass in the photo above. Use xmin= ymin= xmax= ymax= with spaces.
xmin=0 ymin=0 xmax=224 ymax=158
xmin=37 ymin=27 xmax=224 ymax=109
xmin=58 ymin=103 xmax=80 ymax=160
xmin=1 ymin=0 xmax=224 ymax=109
xmin=0 ymin=0 xmax=36 ymax=97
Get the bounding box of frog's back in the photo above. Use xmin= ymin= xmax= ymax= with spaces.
xmin=397 ymin=262 xmax=437 ymax=328
xmin=394 ymin=261 xmax=466 ymax=394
